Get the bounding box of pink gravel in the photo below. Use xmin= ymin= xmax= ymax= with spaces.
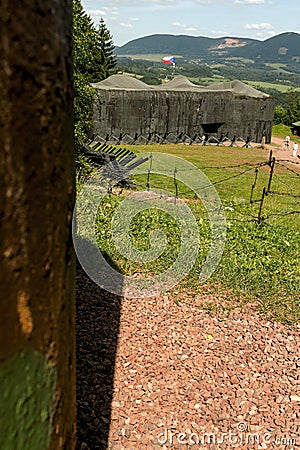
xmin=106 ymin=293 xmax=300 ymax=450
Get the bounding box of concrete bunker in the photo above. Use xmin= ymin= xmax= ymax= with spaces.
xmin=91 ymin=74 xmax=275 ymax=143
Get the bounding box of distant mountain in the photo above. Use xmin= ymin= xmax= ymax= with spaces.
xmin=115 ymin=32 xmax=300 ymax=62
xmin=229 ymin=32 xmax=300 ymax=61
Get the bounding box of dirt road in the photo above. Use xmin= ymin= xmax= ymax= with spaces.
xmin=265 ymin=135 xmax=299 ymax=162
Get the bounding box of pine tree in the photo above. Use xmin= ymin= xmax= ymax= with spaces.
xmin=97 ymin=18 xmax=117 ymax=79
xmin=72 ymin=0 xmax=116 ymax=155
xmin=73 ymin=0 xmax=102 ymax=82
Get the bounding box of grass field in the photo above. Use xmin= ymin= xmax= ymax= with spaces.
xmin=190 ymin=76 xmax=227 ymax=85
xmin=88 ymin=139 xmax=300 ymax=325
xmin=117 ymin=53 xmax=184 ymax=62
xmin=243 ymin=80 xmax=300 ymax=93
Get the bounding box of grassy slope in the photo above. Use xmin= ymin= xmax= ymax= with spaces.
xmin=94 ymin=135 xmax=299 ymax=325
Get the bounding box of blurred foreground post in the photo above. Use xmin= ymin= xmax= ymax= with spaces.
xmin=0 ymin=1 xmax=76 ymax=449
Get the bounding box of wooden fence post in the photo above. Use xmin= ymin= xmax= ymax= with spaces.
xmin=258 ymin=187 xmax=267 ymax=224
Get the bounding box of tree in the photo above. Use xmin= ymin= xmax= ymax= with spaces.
xmin=73 ymin=0 xmax=102 ymax=82
xmin=0 ymin=0 xmax=75 ymax=448
xmin=97 ymin=18 xmax=117 ymax=80
xmin=273 ymin=105 xmax=288 ymax=125
xmin=73 ymin=0 xmax=99 ymax=154
xmin=73 ymin=1 xmax=116 ymax=154
xmin=273 ymin=92 xmax=300 ymax=126
xmin=285 ymin=92 xmax=300 ymax=125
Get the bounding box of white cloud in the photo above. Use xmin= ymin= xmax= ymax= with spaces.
xmin=235 ymin=0 xmax=273 ymax=4
xmin=244 ymin=22 xmax=274 ymax=30
xmin=211 ymin=29 xmax=230 ymax=36
xmin=86 ymin=9 xmax=106 ymax=16
xmin=256 ymin=30 xmax=276 ymax=38
xmin=103 ymin=0 xmax=177 ymax=4
xmin=172 ymin=21 xmax=197 ymax=32
xmin=194 ymin=0 xmax=213 ymax=4
xmin=119 ymin=22 xmax=133 ymax=28
xmin=103 ymin=6 xmax=119 ymax=14
xmin=172 ymin=21 xmax=183 ymax=27
xmin=172 ymin=22 xmax=198 ymax=33
xmin=129 ymin=17 xmax=140 ymax=21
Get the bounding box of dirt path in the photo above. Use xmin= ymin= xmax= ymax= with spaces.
xmin=265 ymin=136 xmax=299 ymax=163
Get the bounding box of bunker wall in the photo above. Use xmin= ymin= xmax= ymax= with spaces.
xmin=92 ymin=89 xmax=275 ymax=143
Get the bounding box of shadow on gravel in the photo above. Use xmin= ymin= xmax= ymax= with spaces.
xmin=76 ymin=251 xmax=122 ymax=450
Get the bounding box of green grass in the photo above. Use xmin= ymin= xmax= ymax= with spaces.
xmin=190 ymin=75 xmax=227 ymax=85
xmin=91 ymin=139 xmax=300 ymax=325
xmin=272 ymin=123 xmax=300 ymax=141
xmin=226 ymin=57 xmax=255 ymax=65
xmin=243 ymin=80 xmax=300 ymax=93
xmin=265 ymin=62 xmax=293 ymax=73
xmin=190 ymin=77 xmax=300 ymax=91
xmin=117 ymin=53 xmax=183 ymax=62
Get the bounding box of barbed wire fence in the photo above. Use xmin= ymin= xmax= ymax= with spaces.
xmin=142 ymin=151 xmax=300 ymax=224
xmin=81 ymin=138 xmax=300 ymax=225
xmin=125 ymin=149 xmax=299 ymax=225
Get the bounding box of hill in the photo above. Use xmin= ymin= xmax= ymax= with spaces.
xmin=115 ymin=32 xmax=300 ymax=63
xmin=230 ymin=32 xmax=300 ymax=62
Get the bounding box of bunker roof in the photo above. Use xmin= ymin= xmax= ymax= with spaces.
xmin=91 ymin=74 xmax=270 ymax=99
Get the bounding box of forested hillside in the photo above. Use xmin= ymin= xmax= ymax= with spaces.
xmin=116 ymin=32 xmax=300 ymax=63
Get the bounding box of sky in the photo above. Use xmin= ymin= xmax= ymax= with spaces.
xmin=81 ymin=0 xmax=300 ymax=47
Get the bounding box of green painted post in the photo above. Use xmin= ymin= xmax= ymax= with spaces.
xmin=0 ymin=1 xmax=76 ymax=449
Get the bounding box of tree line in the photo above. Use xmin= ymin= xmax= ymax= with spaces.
xmin=73 ymin=0 xmax=116 ymax=154
xmin=273 ymin=93 xmax=300 ymax=125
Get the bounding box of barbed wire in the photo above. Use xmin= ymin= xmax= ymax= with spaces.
xmin=272 ymin=172 xmax=296 ymax=192
xmin=276 ymin=159 xmax=300 ymax=165
xmin=201 ymin=161 xmax=269 ymax=170
xmin=134 ymin=161 xmax=269 ymax=174
xmin=268 ymin=191 xmax=300 ymax=199
xmin=275 ymin=162 xmax=300 ymax=177
xmin=179 ymin=166 xmax=260 ymax=197
xmin=91 ymin=151 xmax=299 ymax=224
xmin=265 ymin=211 xmax=300 ymax=218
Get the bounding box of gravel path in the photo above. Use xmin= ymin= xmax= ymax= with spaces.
xmin=76 ymin=267 xmax=300 ymax=450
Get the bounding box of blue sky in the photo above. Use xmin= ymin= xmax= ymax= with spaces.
xmin=81 ymin=0 xmax=300 ymax=47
